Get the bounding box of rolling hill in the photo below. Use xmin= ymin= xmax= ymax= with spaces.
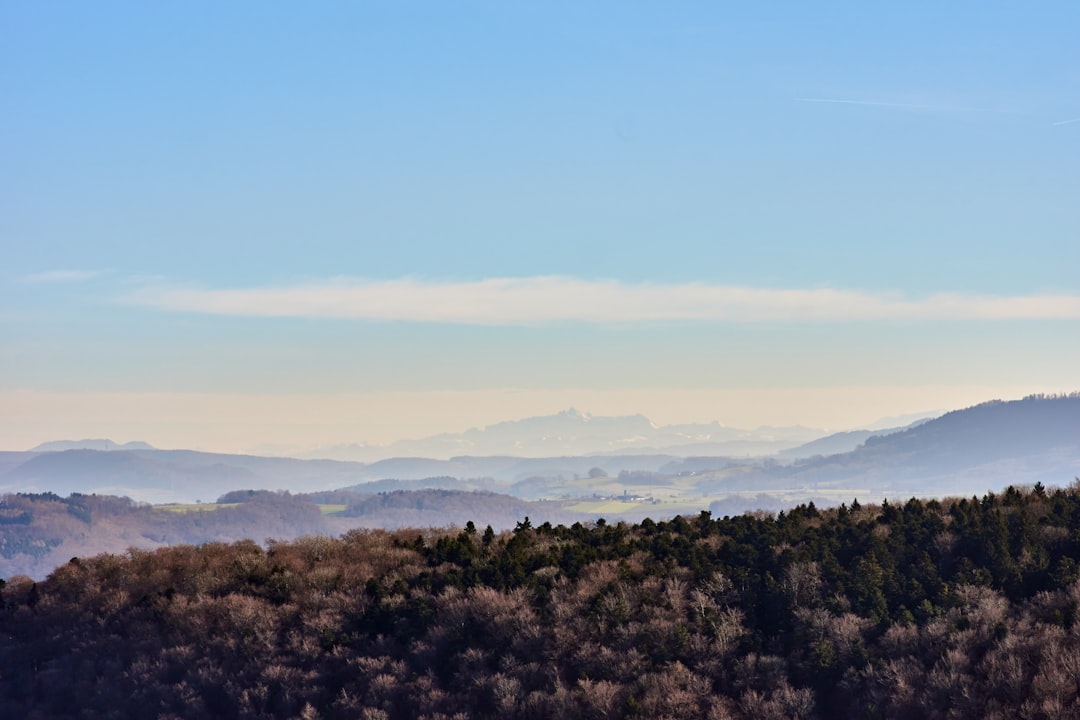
xmin=701 ymin=394 xmax=1080 ymax=497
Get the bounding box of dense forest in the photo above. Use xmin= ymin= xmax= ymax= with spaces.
xmin=0 ymin=491 xmax=327 ymax=579
xmin=0 ymin=489 xmax=579 ymax=579
xmin=4 ymin=483 xmax=1080 ymax=718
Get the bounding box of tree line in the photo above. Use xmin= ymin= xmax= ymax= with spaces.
xmin=3 ymin=482 xmax=1080 ymax=718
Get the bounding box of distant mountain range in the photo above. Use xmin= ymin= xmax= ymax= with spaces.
xmin=3 ymin=396 xmax=1075 ymax=505
xmin=21 ymin=408 xmax=940 ymax=465
xmin=0 ymin=449 xmax=367 ymax=504
xmin=302 ymin=408 xmax=835 ymax=461
xmin=776 ymin=418 xmax=932 ymax=459
xmin=702 ymin=394 xmax=1080 ymax=497
xmin=3 ymin=395 xmax=1075 ymax=581
xmin=29 ymin=439 xmax=156 ymax=452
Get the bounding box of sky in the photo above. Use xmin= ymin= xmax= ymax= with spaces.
xmin=3 ymin=1 xmax=1078 ymax=453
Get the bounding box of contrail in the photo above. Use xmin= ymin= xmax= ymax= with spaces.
xmin=797 ymin=97 xmax=949 ymax=110
xmin=795 ymin=97 xmax=1004 ymax=113
xmin=1052 ymin=117 xmax=1080 ymax=126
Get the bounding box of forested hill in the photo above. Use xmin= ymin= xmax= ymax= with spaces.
xmin=0 ymin=489 xmax=581 ymax=580
xmin=727 ymin=393 xmax=1080 ymax=495
xmin=6 ymin=484 xmax=1080 ymax=718
xmin=858 ymin=393 xmax=1080 ymax=461
xmin=1 ymin=449 xmax=365 ymax=503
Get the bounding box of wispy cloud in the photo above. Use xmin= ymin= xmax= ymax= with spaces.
xmin=795 ymin=97 xmax=1006 ymax=113
xmin=23 ymin=269 xmax=103 ymax=284
xmin=1052 ymin=117 xmax=1080 ymax=126
xmin=127 ymin=277 xmax=1080 ymax=324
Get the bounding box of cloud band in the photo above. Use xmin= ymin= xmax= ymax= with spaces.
xmin=126 ymin=277 xmax=1080 ymax=324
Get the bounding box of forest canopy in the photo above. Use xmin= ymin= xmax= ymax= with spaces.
xmin=4 ymin=483 xmax=1080 ymax=718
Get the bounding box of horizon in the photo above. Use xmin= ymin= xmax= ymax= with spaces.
xmin=4 ymin=387 xmax=1071 ymax=456
xmin=4 ymin=3 xmax=1078 ymax=454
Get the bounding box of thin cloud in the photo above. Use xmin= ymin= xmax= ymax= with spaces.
xmin=795 ymin=97 xmax=1006 ymax=113
xmin=127 ymin=277 xmax=1080 ymax=324
xmin=23 ymin=269 xmax=103 ymax=284
xmin=1052 ymin=117 xmax=1080 ymax=126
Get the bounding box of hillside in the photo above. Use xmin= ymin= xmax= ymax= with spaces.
xmin=700 ymin=394 xmax=1080 ymax=498
xmin=0 ymin=489 xmax=581 ymax=580
xmin=0 ymin=448 xmax=691 ymax=504
xmin=5 ymin=395 xmax=1076 ymax=514
xmin=776 ymin=420 xmax=924 ymax=459
xmin=5 ymin=485 xmax=1080 ymax=718
xmin=327 ymin=489 xmax=579 ymax=532
xmin=1 ymin=449 xmax=370 ymax=504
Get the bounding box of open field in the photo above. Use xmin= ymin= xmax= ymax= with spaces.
xmin=564 ymin=496 xmax=707 ymax=514
xmin=155 ymin=502 xmax=348 ymax=516
xmin=154 ymin=502 xmax=239 ymax=513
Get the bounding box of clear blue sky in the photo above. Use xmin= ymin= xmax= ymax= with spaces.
xmin=3 ymin=1 xmax=1078 ymax=451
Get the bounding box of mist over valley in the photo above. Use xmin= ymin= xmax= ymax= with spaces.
xmin=3 ymin=394 xmax=1076 ymax=581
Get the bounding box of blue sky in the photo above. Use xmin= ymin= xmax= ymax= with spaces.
xmin=3 ymin=1 xmax=1078 ymax=451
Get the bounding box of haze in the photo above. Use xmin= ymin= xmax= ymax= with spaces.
xmin=3 ymin=2 xmax=1078 ymax=454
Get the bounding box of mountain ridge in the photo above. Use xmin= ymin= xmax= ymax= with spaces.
xmin=5 ymin=395 xmax=1075 ymax=504
xmin=302 ymin=408 xmax=828 ymax=461
xmin=29 ymin=439 xmax=155 ymax=452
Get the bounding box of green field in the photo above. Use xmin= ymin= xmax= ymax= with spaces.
xmin=565 ymin=486 xmax=883 ymax=517
xmin=566 ymin=498 xmax=709 ymax=515
xmin=155 ymin=502 xmax=239 ymax=513
xmin=154 ymin=502 xmax=348 ymax=515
